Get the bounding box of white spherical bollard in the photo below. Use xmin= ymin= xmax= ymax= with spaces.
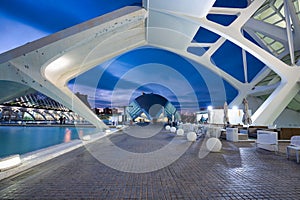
xmin=187 ymin=132 xmax=197 ymax=142
xmin=82 ymin=135 xmax=91 ymax=141
xmin=116 ymin=125 xmax=123 ymax=129
xmin=206 ymin=138 xmax=222 ymax=152
xmin=165 ymin=125 xmax=171 ymax=131
xmin=170 ymin=127 xmax=177 ymax=133
xmin=176 ymin=128 xmax=184 ymax=136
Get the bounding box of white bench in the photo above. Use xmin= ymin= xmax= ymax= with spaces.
xmin=256 ymin=130 xmax=278 ymax=152
xmin=207 ymin=127 xmax=221 ymax=138
xmin=225 ymin=128 xmax=248 ymax=141
xmin=286 ymin=136 xmax=300 ymax=163
xmin=226 ymin=128 xmax=238 ymax=142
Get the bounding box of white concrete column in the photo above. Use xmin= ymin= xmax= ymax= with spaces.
xmin=0 ymin=7 xmax=147 ymax=129
xmin=252 ymin=74 xmax=300 ymax=125
xmin=183 ymin=0 xmax=300 ymax=125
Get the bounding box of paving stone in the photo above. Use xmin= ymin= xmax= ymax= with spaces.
xmin=0 ymin=126 xmax=299 ymax=199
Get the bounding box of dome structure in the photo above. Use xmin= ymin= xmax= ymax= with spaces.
xmin=127 ymin=93 xmax=180 ymax=122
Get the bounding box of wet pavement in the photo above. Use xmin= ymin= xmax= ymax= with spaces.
xmin=0 ymin=125 xmax=300 ymax=199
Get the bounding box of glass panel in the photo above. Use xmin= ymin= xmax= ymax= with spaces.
xmin=254 ymin=31 xmax=285 ymax=56
xmin=294 ymin=0 xmax=300 ymax=21
xmin=293 ymin=0 xmax=300 ymax=12
xmin=276 ymin=20 xmax=286 ymax=27
xmin=274 ymin=0 xmax=283 ymax=9
xmin=253 ymin=0 xmax=286 ymax=28
xmin=277 ymin=47 xmax=285 ymax=54
xmin=271 ymin=41 xmax=284 ymax=51
xmin=23 ymin=112 xmax=34 ymax=121
xmin=279 ymin=4 xmax=285 ymax=16
xmin=264 ymin=37 xmax=274 ymax=44
xmin=127 ymin=100 xmax=144 ymax=120
xmin=265 ymin=14 xmax=283 ymax=25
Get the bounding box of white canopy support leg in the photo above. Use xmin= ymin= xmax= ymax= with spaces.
xmin=252 ymin=79 xmax=300 ymax=125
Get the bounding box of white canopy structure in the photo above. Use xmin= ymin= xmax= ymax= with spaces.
xmin=1 ymin=0 xmax=300 ymax=128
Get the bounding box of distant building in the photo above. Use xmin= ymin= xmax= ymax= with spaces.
xmin=127 ymin=93 xmax=180 ymax=123
xmin=94 ymin=108 xmax=100 ymax=115
xmin=101 ymin=107 xmax=112 ymax=115
xmin=99 ymin=107 xmax=119 ymax=115
xmin=112 ymin=108 xmax=118 ymax=114
xmin=75 ymin=92 xmax=91 ymax=109
xmin=2 ymin=92 xmax=69 ymax=111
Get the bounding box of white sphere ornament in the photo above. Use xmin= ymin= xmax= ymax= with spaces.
xmin=82 ymin=135 xmax=91 ymax=141
xmin=165 ymin=125 xmax=171 ymax=131
xmin=206 ymin=138 xmax=222 ymax=152
xmin=176 ymin=128 xmax=184 ymax=136
xmin=170 ymin=127 xmax=177 ymax=133
xmin=187 ymin=132 xmax=197 ymax=141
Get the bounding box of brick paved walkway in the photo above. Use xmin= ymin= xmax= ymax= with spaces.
xmin=0 ymin=125 xmax=300 ymax=199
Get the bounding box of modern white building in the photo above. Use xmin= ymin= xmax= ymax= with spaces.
xmin=0 ymin=0 xmax=300 ymax=128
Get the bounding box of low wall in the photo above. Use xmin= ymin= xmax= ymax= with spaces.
xmin=237 ymin=126 xmax=300 ymax=140
xmin=278 ymin=128 xmax=300 ymax=140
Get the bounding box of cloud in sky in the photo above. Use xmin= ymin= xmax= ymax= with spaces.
xmin=67 ymin=46 xmax=235 ymax=112
xmin=0 ymin=0 xmax=267 ymax=114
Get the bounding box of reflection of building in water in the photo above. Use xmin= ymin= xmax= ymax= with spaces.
xmin=64 ymin=128 xmax=71 ymax=143
xmin=127 ymin=93 xmax=180 ymax=123
xmin=78 ymin=130 xmax=84 ymax=139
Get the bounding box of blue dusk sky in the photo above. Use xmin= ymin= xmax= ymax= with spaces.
xmin=0 ymin=0 xmax=265 ymax=112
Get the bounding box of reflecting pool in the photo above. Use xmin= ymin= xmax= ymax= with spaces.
xmin=0 ymin=126 xmax=100 ymax=158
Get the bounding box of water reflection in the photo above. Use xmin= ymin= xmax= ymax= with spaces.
xmin=64 ymin=128 xmax=71 ymax=143
xmin=78 ymin=130 xmax=84 ymax=139
xmin=0 ymin=126 xmax=98 ymax=158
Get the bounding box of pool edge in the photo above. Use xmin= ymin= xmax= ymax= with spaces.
xmin=0 ymin=128 xmax=123 ymax=181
